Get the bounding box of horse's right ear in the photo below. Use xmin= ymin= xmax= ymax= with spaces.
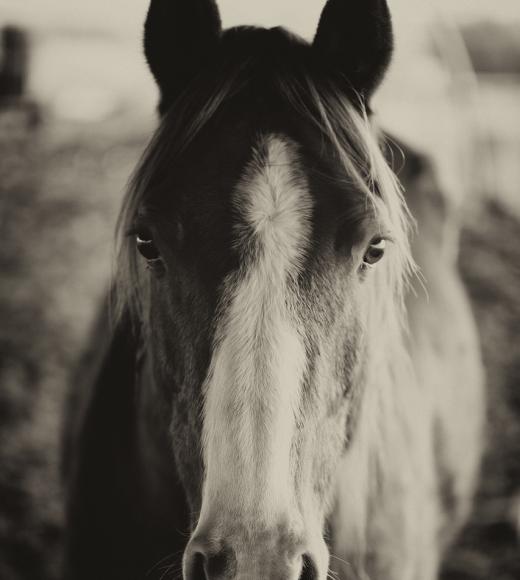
xmin=144 ymin=0 xmax=222 ymax=113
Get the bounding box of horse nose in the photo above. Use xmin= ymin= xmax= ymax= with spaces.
xmin=184 ymin=538 xmax=320 ymax=580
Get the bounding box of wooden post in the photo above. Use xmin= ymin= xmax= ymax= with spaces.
xmin=0 ymin=26 xmax=29 ymax=100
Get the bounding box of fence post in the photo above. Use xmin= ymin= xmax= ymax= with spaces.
xmin=0 ymin=26 xmax=29 ymax=100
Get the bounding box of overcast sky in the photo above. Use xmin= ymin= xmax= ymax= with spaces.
xmin=0 ymin=0 xmax=519 ymax=39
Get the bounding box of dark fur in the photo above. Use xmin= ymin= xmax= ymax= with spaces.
xmin=314 ymin=0 xmax=393 ymax=99
xmin=144 ymin=0 xmax=222 ymax=113
xmin=63 ymin=305 xmax=189 ymax=580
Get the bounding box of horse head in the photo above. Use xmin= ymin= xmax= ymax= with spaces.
xmin=117 ymin=1 xmax=413 ymax=578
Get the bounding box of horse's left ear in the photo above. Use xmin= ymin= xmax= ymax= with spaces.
xmin=313 ymin=0 xmax=393 ymax=101
xmin=144 ymin=0 xmax=222 ymax=113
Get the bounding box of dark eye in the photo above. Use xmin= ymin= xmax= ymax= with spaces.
xmin=136 ymin=229 xmax=161 ymax=262
xmin=363 ymin=237 xmax=386 ymax=266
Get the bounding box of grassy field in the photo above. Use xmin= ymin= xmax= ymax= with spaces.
xmin=0 ymin=105 xmax=519 ymax=579
xmin=0 ymin=106 xmax=149 ymax=579
xmin=444 ymin=201 xmax=520 ymax=579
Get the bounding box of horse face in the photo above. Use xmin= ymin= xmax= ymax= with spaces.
xmin=130 ymin=1 xmax=395 ymax=579
xmin=133 ymin=112 xmax=393 ymax=579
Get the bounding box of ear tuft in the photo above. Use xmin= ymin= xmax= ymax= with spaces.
xmin=144 ymin=0 xmax=222 ymax=113
xmin=313 ymin=0 xmax=393 ymax=101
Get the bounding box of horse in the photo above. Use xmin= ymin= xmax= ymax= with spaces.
xmin=62 ymin=1 xmax=485 ymax=579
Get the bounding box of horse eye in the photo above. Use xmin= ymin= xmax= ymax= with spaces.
xmin=363 ymin=237 xmax=386 ymax=266
xmin=136 ymin=231 xmax=161 ymax=261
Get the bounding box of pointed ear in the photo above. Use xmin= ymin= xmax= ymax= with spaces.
xmin=144 ymin=0 xmax=222 ymax=112
xmin=313 ymin=0 xmax=393 ymax=101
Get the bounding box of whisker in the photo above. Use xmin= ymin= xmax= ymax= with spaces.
xmin=329 ymin=553 xmax=353 ymax=568
xmin=158 ymin=559 xmax=183 ymax=580
xmin=147 ymin=549 xmax=184 ymax=578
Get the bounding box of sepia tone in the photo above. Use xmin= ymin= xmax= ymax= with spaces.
xmin=0 ymin=1 xmax=519 ymax=579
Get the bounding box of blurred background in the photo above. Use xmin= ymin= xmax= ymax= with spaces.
xmin=0 ymin=1 xmax=518 ymax=578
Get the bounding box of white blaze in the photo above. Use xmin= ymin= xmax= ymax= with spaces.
xmin=200 ymin=136 xmax=313 ymax=526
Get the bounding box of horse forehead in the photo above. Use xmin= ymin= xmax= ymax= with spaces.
xmin=235 ymin=134 xmax=312 ymax=232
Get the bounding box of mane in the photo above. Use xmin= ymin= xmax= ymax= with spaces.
xmin=114 ymin=46 xmax=417 ymax=337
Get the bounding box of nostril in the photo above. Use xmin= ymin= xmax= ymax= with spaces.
xmin=298 ymin=554 xmax=319 ymax=580
xmin=190 ymin=552 xmax=208 ymax=580
xmin=206 ymin=548 xmax=234 ymax=577
xmin=186 ymin=547 xmax=235 ymax=580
